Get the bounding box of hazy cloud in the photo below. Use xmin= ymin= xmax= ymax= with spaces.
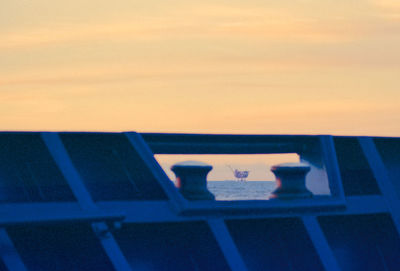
xmin=1 ymin=0 xmax=400 ymax=136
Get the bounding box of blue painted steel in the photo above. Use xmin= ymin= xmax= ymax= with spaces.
xmin=41 ymin=132 xmax=132 ymax=271
xmin=0 ymin=229 xmax=27 ymax=271
xmin=208 ymin=219 xmax=248 ymax=271
xmin=359 ymin=137 xmax=400 ymax=234
xmin=0 ymin=132 xmax=399 ymax=270
xmin=41 ymin=133 xmax=97 ymax=210
xmin=319 ymin=135 xmax=345 ymax=199
xmin=0 ymin=207 xmax=124 ymax=226
xmin=319 ymin=213 xmax=400 ymax=270
xmin=302 ymin=216 xmax=341 ymax=271
xmin=124 ymin=132 xmax=187 ymax=210
xmin=225 ymin=217 xmax=325 ymax=270
xmin=334 ymin=137 xmax=381 ymax=195
xmin=141 ymin=133 xmax=310 ymax=154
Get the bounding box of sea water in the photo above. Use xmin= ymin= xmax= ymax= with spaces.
xmin=207 ymin=181 xmax=276 ymax=201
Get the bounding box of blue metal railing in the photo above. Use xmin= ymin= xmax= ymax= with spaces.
xmin=0 ymin=132 xmax=398 ymax=271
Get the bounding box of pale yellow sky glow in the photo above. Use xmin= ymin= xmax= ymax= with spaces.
xmin=1 ymin=0 xmax=399 ymax=135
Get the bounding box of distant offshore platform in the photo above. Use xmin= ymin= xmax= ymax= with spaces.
xmin=227 ymin=165 xmax=250 ymax=182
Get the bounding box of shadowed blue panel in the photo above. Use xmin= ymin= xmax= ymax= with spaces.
xmin=334 ymin=137 xmax=380 ymax=195
xmin=113 ymin=222 xmax=230 ymax=271
xmin=374 ymin=138 xmax=400 ymax=199
xmin=226 ymin=218 xmax=324 ymax=271
xmin=59 ymin=133 xmax=167 ymax=201
xmin=0 ymin=260 xmax=7 ymax=271
xmin=318 ymin=214 xmax=400 ymax=271
xmin=6 ymin=223 xmax=114 ymax=271
xmin=0 ymin=133 xmax=76 ymax=202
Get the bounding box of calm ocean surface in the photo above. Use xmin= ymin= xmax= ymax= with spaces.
xmin=207 ymin=181 xmax=276 ymax=200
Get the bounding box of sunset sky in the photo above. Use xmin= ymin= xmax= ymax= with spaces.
xmin=1 ymin=0 xmax=399 ymax=136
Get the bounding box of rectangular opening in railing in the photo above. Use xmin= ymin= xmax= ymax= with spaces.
xmin=155 ymin=153 xmax=319 ymax=200
xmin=142 ymin=133 xmax=345 ymax=210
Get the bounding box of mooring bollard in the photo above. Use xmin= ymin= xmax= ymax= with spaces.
xmin=269 ymin=163 xmax=313 ymax=199
xmin=171 ymin=161 xmax=215 ymax=200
